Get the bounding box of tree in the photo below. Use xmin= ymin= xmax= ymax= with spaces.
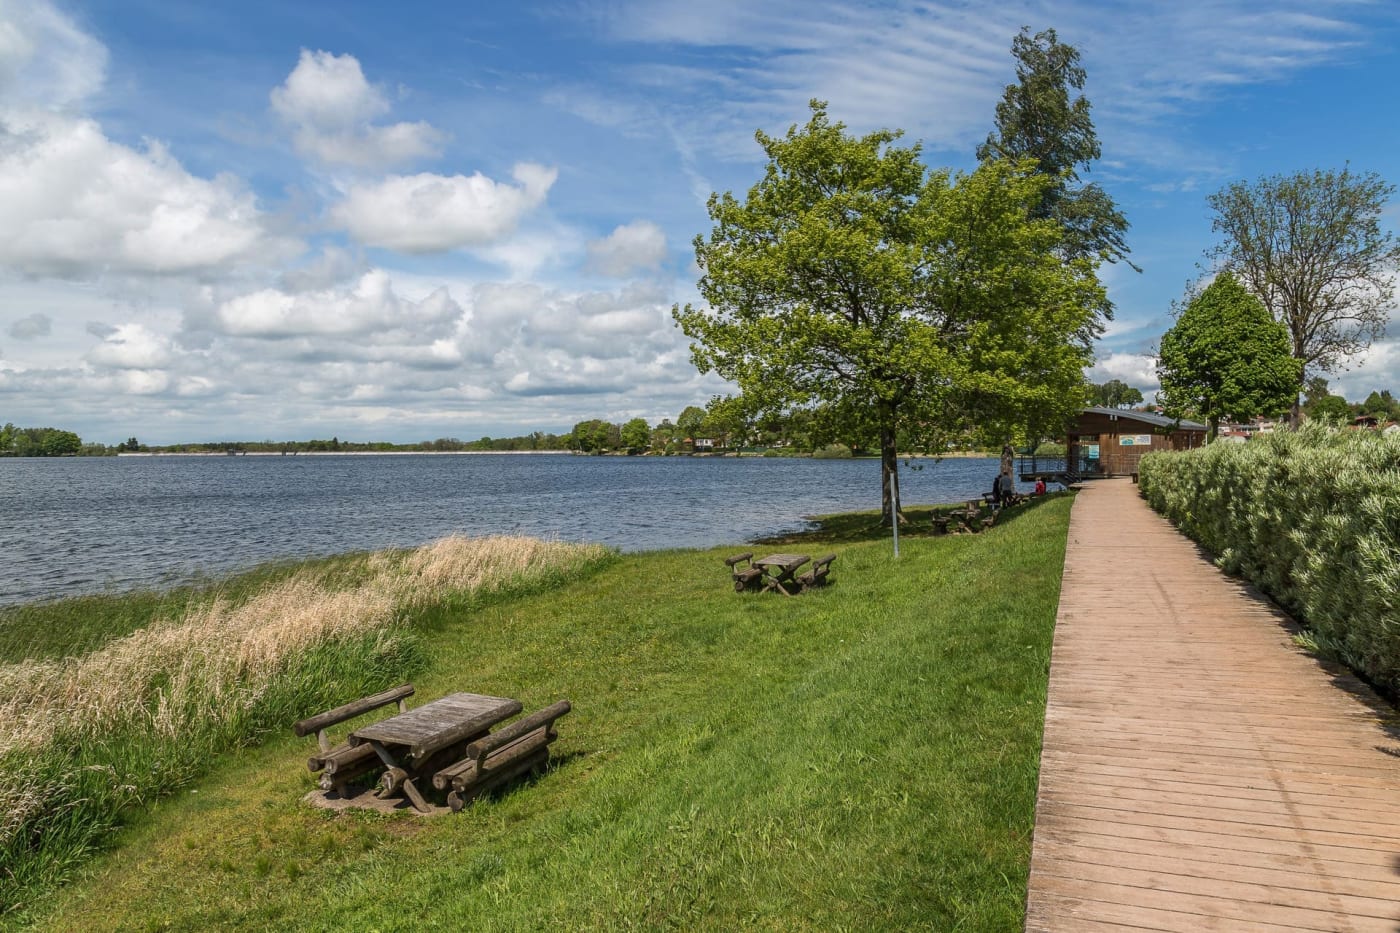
xmin=620 ymin=417 xmax=650 ymax=451
xmin=1157 ymin=273 xmax=1302 ymax=441
xmin=570 ymin=419 xmax=612 ymax=453
xmin=676 ymin=406 xmax=706 ymax=447
xmin=1361 ymin=390 xmax=1399 ymax=421
xmin=978 ymin=26 xmax=1135 ymax=335
xmin=1206 ymin=167 xmax=1400 ymax=422
xmin=1092 ymin=379 xmax=1143 ymax=409
xmin=674 ymin=102 xmax=1102 ymax=523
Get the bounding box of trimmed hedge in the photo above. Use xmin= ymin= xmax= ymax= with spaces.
xmin=1139 ymin=425 xmax=1400 ymax=697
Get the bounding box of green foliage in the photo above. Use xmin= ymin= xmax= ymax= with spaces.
xmin=1306 ymin=394 xmax=1356 ymax=424
xmin=1207 ymin=167 xmax=1400 ymax=379
xmin=1157 ymin=272 xmax=1301 ymax=438
xmin=978 ymin=27 xmax=1134 ymax=285
xmin=0 ymin=425 xmax=87 ymax=457
xmin=811 ymin=443 xmax=853 ymax=459
xmin=1090 ymin=379 xmax=1143 ymax=409
xmin=619 ymin=417 xmax=650 ymax=451
xmin=1139 ymin=425 xmax=1400 ymax=697
xmin=675 ymin=102 xmax=1102 ymax=521
xmin=1361 ymin=389 xmax=1400 ymax=421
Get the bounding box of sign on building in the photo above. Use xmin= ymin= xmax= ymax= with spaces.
xmin=1119 ymin=435 xmax=1153 ymax=446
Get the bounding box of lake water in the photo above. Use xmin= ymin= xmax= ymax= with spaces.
xmin=0 ymin=453 xmax=999 ymax=606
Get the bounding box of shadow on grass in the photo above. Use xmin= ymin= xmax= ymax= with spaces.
xmin=752 ymin=491 xmax=1073 ymax=547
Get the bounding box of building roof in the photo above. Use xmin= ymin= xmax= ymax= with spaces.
xmin=1081 ymin=407 xmax=1208 ymax=432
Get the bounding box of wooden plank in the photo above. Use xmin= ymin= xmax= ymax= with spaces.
xmin=1025 ymin=478 xmax=1400 ymax=930
xmin=350 ymin=693 xmax=520 ymax=749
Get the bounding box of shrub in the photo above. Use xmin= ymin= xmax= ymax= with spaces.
xmin=812 ymin=443 xmax=854 ymax=459
xmin=1139 ymin=426 xmax=1400 ymax=696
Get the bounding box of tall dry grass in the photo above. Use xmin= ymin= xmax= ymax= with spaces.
xmin=0 ymin=535 xmax=609 ymax=915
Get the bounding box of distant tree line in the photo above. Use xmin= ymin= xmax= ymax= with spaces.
xmin=0 ymin=424 xmax=97 ymax=457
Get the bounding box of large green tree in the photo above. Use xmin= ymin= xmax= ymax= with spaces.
xmin=1206 ymin=167 xmax=1400 ymax=422
xmin=1157 ymin=273 xmax=1301 ymax=440
xmin=674 ymin=103 xmax=1103 ymax=522
xmin=979 ymin=27 xmax=1135 ymax=324
xmin=619 ymin=417 xmax=651 ymax=451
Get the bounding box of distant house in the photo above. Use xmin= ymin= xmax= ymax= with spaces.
xmin=692 ymin=437 xmax=715 ymax=450
xmin=1022 ymin=407 xmax=1208 ymax=482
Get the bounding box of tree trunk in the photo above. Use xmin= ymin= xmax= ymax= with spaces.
xmin=1208 ymin=416 xmax=1219 ymax=443
xmin=1000 ymin=444 xmax=1015 ymax=493
xmin=879 ymin=406 xmax=903 ymax=526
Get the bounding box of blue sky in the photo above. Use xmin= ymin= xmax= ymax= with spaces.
xmin=2 ymin=0 xmax=1398 ymax=444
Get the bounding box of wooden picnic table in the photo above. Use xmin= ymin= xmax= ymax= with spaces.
xmin=753 ymin=553 xmax=810 ymax=596
xmin=348 ymin=692 xmax=521 ymax=812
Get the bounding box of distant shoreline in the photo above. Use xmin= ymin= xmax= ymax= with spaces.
xmin=114 ymin=450 xmax=574 ymax=457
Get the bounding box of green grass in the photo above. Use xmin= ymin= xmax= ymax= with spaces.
xmin=15 ymin=500 xmax=1070 ymax=931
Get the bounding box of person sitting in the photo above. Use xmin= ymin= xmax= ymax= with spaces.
xmin=1034 ymin=477 xmax=1047 ymax=496
xmin=991 ymin=472 xmax=1003 ymax=507
xmin=997 ymin=473 xmax=1015 ymax=508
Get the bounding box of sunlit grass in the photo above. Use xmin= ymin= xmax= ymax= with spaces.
xmin=0 ymin=536 xmax=611 ymax=916
xmin=23 ymin=499 xmax=1070 ymax=931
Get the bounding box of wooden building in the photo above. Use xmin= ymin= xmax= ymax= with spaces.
xmin=1065 ymin=407 xmax=1207 ymax=478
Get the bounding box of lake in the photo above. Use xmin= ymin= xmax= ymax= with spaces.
xmin=0 ymin=453 xmax=1000 ymax=606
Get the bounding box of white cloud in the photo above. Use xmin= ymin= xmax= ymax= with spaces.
xmin=332 ymin=163 xmax=557 ymax=253
xmin=87 ymin=323 xmax=174 ymax=370
xmin=214 ymin=269 xmax=462 ymax=339
xmin=0 ymin=112 xmax=291 ymax=278
xmin=271 ymin=49 xmax=443 ymax=168
xmin=587 ymin=220 xmax=667 ymax=277
xmin=0 ymin=0 xmax=106 ymax=111
xmin=7 ymin=312 xmax=50 ymax=339
xmin=1089 ymin=352 xmax=1160 ymax=391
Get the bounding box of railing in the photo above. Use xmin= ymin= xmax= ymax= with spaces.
xmin=1017 ymin=456 xmax=1106 ymax=481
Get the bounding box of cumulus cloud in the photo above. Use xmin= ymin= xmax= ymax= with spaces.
xmin=1089 ymin=352 xmax=1160 ymax=391
xmin=0 ymin=113 xmax=291 ymax=278
xmin=271 ymin=49 xmax=443 ymax=168
xmin=332 ymin=163 xmax=557 ymax=253
xmin=7 ymin=312 xmax=50 ymax=339
xmin=587 ymin=220 xmax=667 ymax=277
xmin=87 ymin=323 xmax=174 ymax=370
xmin=214 ymin=269 xmax=462 ymax=339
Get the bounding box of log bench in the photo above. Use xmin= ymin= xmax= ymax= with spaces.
xmin=295 ymin=684 xmax=415 ymax=797
xmin=931 ymin=514 xmax=952 ymax=534
xmin=433 ymin=700 xmax=571 ymax=811
xmin=724 ymin=552 xmax=765 ymax=592
xmin=796 ymin=554 xmax=836 ymax=591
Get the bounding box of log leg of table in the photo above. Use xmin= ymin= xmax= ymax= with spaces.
xmin=368 ymin=740 xmax=433 ymax=812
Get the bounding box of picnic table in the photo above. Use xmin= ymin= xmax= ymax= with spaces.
xmin=349 ymin=692 xmax=521 ymax=812
xmin=296 ymin=686 xmax=571 ymax=813
xmin=753 ymin=553 xmax=810 ymax=596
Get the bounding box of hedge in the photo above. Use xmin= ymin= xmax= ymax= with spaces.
xmin=1138 ymin=424 xmax=1400 ymax=697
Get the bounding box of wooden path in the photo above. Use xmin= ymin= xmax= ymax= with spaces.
xmin=1025 ymin=478 xmax=1400 ymax=932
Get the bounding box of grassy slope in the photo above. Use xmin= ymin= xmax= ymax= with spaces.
xmin=30 ymin=498 xmax=1069 ymax=932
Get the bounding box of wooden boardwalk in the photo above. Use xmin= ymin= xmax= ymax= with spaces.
xmin=1025 ymin=478 xmax=1400 ymax=932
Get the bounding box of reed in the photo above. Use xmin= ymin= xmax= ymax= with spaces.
xmin=0 ymin=535 xmax=609 ymax=914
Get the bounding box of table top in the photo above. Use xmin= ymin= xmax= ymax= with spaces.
xmin=350 ymin=692 xmax=518 ymax=748
xmin=755 ymin=553 xmax=810 ymax=571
